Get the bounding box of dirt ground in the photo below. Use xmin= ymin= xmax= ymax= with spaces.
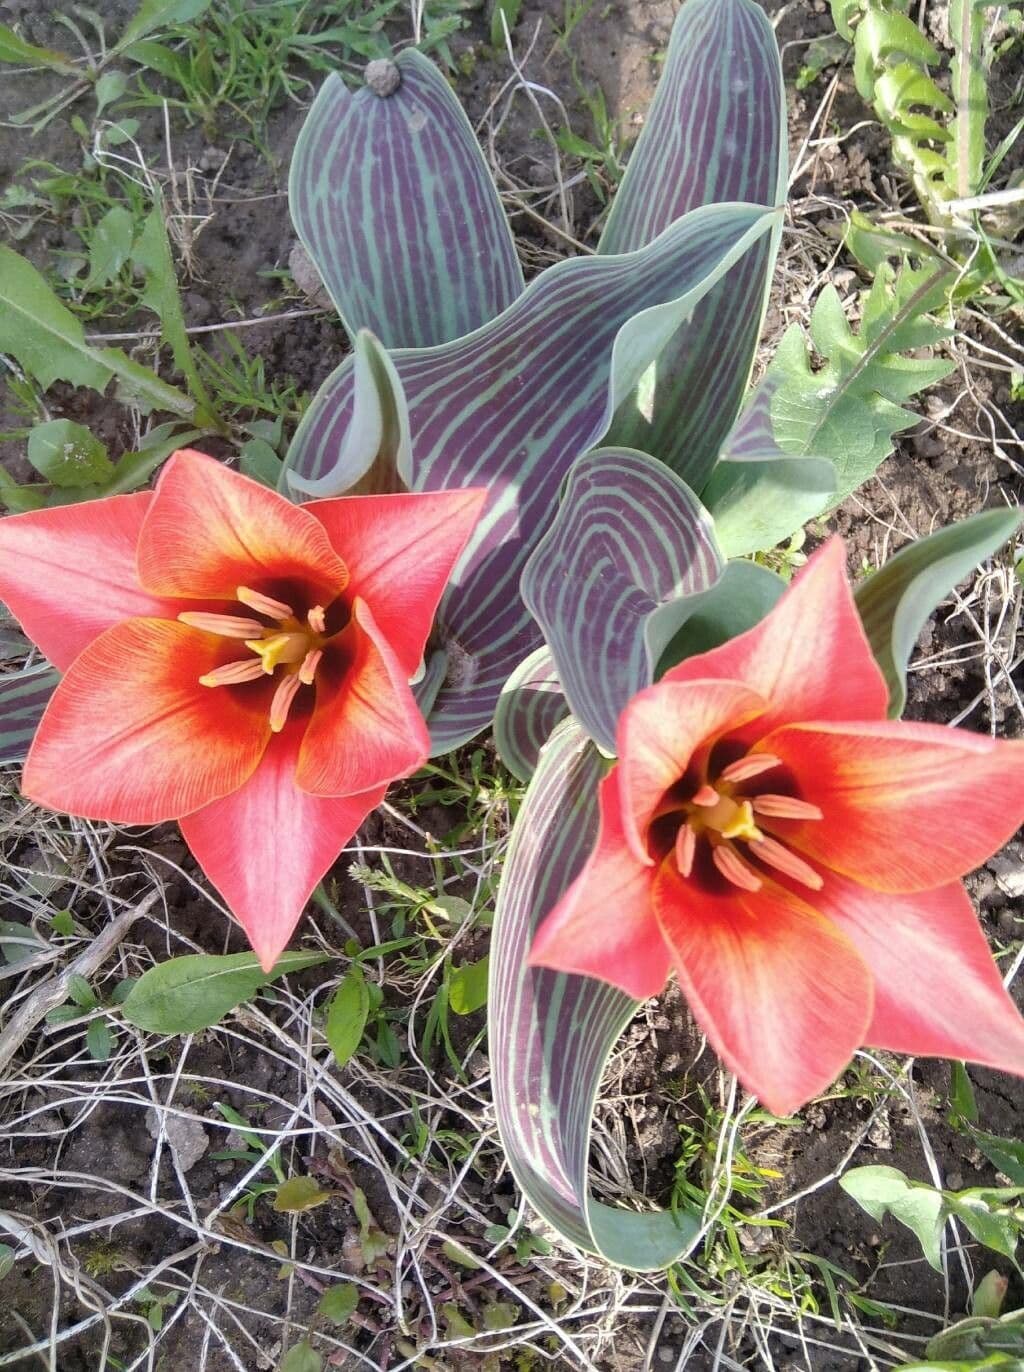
xmin=1 ymin=0 xmax=1024 ymax=1368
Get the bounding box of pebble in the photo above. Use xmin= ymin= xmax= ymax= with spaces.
xmin=146 ymin=1108 xmax=209 ymax=1173
xmin=945 ymin=1171 xmax=963 ymax=1191
xmin=987 ymin=852 xmax=1024 ymax=900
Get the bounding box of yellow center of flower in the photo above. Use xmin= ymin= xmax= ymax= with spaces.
xmin=178 ymin=587 xmax=329 ymax=733
xmin=667 ymin=750 xmax=825 ymax=894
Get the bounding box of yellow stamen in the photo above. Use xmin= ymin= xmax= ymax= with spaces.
xmin=307 ymin=605 xmax=326 ymax=634
xmin=719 ymin=752 xmax=781 ymax=785
xmin=236 ymin=585 xmax=294 ymax=620
xmin=199 ymin=658 xmax=267 ymax=687
xmin=245 ymin=632 xmax=310 ymax=674
xmin=269 ymin=674 xmax=301 ymax=732
xmin=178 ymin=611 xmax=265 ymax=639
xmin=298 ymin=648 xmax=322 ymax=686
xmin=713 ymin=843 xmax=762 ymax=892
xmin=752 ymin=794 xmax=823 ymax=821
xmin=750 ymin=837 xmax=823 ymax=891
xmin=719 ymin=799 xmax=763 ymax=842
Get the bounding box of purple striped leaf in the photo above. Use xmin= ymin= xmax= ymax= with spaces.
xmin=288 ymin=202 xmax=778 ymax=752
xmin=521 ymin=448 xmax=722 ymax=754
xmin=489 ymin=716 xmax=700 ymax=1266
xmin=493 ymin=647 xmax=567 ymax=783
xmin=599 ymin=0 xmax=787 ymax=493
xmin=289 ymin=50 xmax=524 ymax=349
xmin=0 ymin=665 xmax=58 ymax=765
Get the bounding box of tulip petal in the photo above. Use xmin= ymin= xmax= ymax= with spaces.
xmin=616 ymin=679 xmax=767 ymax=864
xmin=138 ymin=449 xmax=348 ymax=600
xmin=297 ymin=597 xmax=430 ymax=796
xmin=0 ymin=493 xmax=186 ymax=670
xmin=663 ymin=538 xmax=889 ymax=736
xmin=652 ymin=864 xmax=874 ymax=1116
xmin=814 ymin=871 xmax=1024 ymax=1074
xmin=23 ymin=619 xmax=272 ymax=823
xmin=528 ymin=771 xmax=669 ymax=1000
xmin=305 ymin=487 xmax=487 ymax=677
xmin=182 ymin=718 xmax=384 ymax=971
xmin=763 ymin=720 xmax=1024 ymax=892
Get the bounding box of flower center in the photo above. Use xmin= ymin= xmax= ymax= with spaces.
xmin=179 ymin=587 xmax=328 ymax=732
xmin=667 ymin=750 xmax=824 ymax=894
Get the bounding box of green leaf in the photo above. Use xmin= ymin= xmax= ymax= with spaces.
xmin=118 ymin=0 xmax=213 ymax=47
xmin=239 ymin=437 xmax=282 ymax=488
xmin=945 ymin=1192 xmax=1020 ymax=1262
xmin=120 ymin=950 xmax=328 ymax=1033
xmin=100 ymin=423 xmax=202 ymax=496
xmin=0 ymin=245 xmax=193 ymax=416
xmin=94 ymin=70 xmax=129 ymax=116
xmin=490 ymin=0 xmax=521 ymax=45
xmin=0 ymin=919 xmax=46 ymax=966
xmin=854 ymin=507 xmax=1022 ymax=716
xmin=0 ymin=665 xmax=60 ymax=765
xmin=449 ymin=956 xmax=489 ymax=1016
xmin=0 ymin=1244 xmax=14 ymax=1279
xmin=26 ymin=419 xmax=114 ymax=488
xmin=277 ymin=1342 xmax=322 ymax=1372
xmin=442 ymin=1302 xmax=476 ymax=1338
xmin=317 ymin=1282 xmax=358 ymax=1324
xmin=324 ymin=965 xmax=370 ymax=1067
xmin=655 ymin=559 xmax=786 ymax=677
xmin=67 ymin=973 xmax=97 ymax=1008
xmin=86 ymin=1018 xmax=113 ymax=1061
xmin=51 ymin=909 xmax=75 ymax=938
xmin=85 ymin=206 xmax=135 ymax=288
xmin=0 ymin=23 xmax=76 ymax=72
xmin=352 ymin=1187 xmax=390 ymax=1265
xmin=839 ymin=1165 xmax=946 ymax=1272
xmin=968 ymin=1128 xmax=1024 ymax=1186
xmin=273 ymin=1176 xmax=333 ymax=1213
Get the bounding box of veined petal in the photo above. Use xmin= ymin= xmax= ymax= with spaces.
xmin=182 ymin=718 xmax=385 ymax=971
xmin=763 ymin=720 xmax=1024 ymax=892
xmin=297 ymin=597 xmax=429 ymax=797
xmin=305 ymin=488 xmax=488 ymax=678
xmin=616 ymin=679 xmax=766 ymax=864
xmin=0 ymin=493 xmax=186 ymax=670
xmin=23 ymin=619 xmax=272 ymax=823
xmin=815 ymin=871 xmax=1024 ymax=1075
xmin=138 ymin=449 xmax=348 ymax=600
xmin=528 ymin=770 xmax=669 ymax=1000
xmin=652 ymin=863 xmax=874 ymax=1117
xmin=664 ymin=539 xmax=889 ymax=737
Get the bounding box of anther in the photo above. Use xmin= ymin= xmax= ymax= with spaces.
xmin=298 ymin=648 xmax=322 ymax=686
xmin=751 ymin=795 xmax=824 ymax=821
xmin=307 ymin=605 xmax=326 ymax=634
xmin=719 ymin=752 xmax=781 ymax=785
xmin=236 ymin=585 xmax=294 ymax=620
xmin=691 ymin=784 xmax=719 ymax=807
xmin=269 ymin=674 xmax=301 ymax=733
xmin=199 ymin=659 xmax=267 ymax=688
xmin=675 ymin=822 xmax=696 ymax=878
xmin=178 ymin=611 xmax=265 ymax=639
xmin=712 ymin=843 xmax=763 ymax=892
xmin=750 ymin=836 xmax=823 ymax=890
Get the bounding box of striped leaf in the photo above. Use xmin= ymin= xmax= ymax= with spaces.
xmin=289 ymin=50 xmax=524 ymax=349
xmin=288 ymin=202 xmax=778 ymax=752
xmin=489 ymin=716 xmax=699 ymax=1267
xmin=493 ymin=647 xmax=567 ymax=783
xmin=600 ymin=0 xmax=786 ymax=492
xmin=855 ymin=507 xmax=1022 ymax=717
xmin=0 ymin=665 xmax=58 ymax=765
xmin=521 ymin=448 xmax=722 ymax=754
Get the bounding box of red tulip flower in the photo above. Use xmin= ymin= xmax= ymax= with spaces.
xmin=0 ymin=450 xmax=485 ymax=969
xmin=530 ymin=539 xmax=1024 ymax=1116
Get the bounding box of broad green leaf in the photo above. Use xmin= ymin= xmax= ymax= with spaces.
xmin=239 ymin=437 xmax=282 ymax=488
xmin=600 ymin=0 xmax=787 ymax=490
xmin=489 ymin=717 xmax=700 ymax=1267
xmin=0 ymin=1243 xmax=14 ymax=1279
xmin=118 ymin=0 xmax=213 ymax=47
xmin=0 ymin=245 xmax=193 ymax=416
xmin=968 ymin=1128 xmax=1024 ymax=1186
xmin=288 ymin=202 xmax=778 ymax=753
xmin=317 ymin=1283 xmax=358 ymax=1324
xmin=277 ymin=1342 xmax=322 ymax=1372
xmin=839 ymin=1165 xmax=946 ymax=1272
xmin=654 ymin=559 xmax=786 ymax=677
xmin=490 ymin=0 xmax=521 ymax=45
xmin=854 ymin=507 xmax=1022 ymax=716
xmin=522 ymin=448 xmax=723 ymax=753
xmin=86 ymin=1018 xmax=113 ymax=1061
xmin=927 ymin=1309 xmax=1024 ymax=1363
xmin=324 ymin=965 xmax=370 ymax=1066
xmin=493 ymin=647 xmax=567 ymax=783
xmin=0 ymin=24 xmax=76 ymax=72
xmin=290 ymin=50 xmax=523 ymax=349
xmin=0 ymin=919 xmax=47 ymax=967
xmin=0 ymin=666 xmax=60 ymax=765
xmin=94 ymin=70 xmax=129 ymax=117
xmin=85 ymin=206 xmax=135 ymax=287
xmin=273 ymin=1176 xmax=333 ymax=1213
xmin=449 ymin=956 xmax=488 ymax=1015
xmin=100 ymin=423 xmax=202 ymax=496
xmin=120 ymin=950 xmax=328 ymax=1033
xmin=945 ymin=1192 xmax=1019 ymax=1262
xmin=26 ymin=419 xmax=114 ymax=488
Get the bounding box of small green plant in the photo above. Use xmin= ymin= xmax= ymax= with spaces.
xmin=483 ymin=1208 xmax=553 ymax=1264
xmin=44 ymin=972 xmax=135 ymax=1062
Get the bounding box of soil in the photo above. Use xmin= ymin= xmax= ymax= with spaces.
xmin=2 ymin=0 xmax=1024 ymax=1368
